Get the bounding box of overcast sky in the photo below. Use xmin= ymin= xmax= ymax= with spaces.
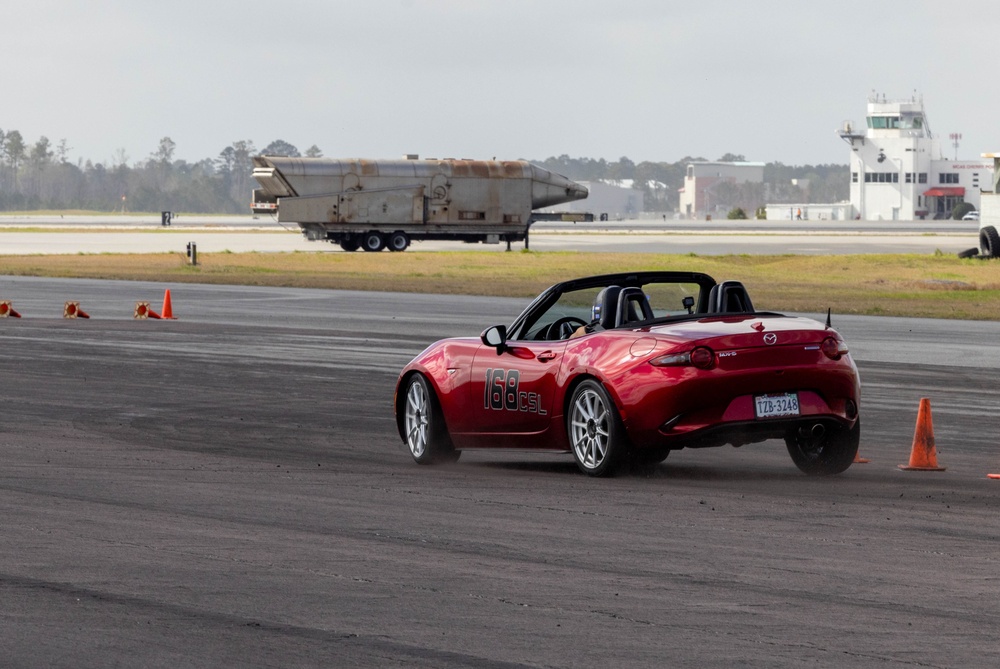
xmin=5 ymin=1 xmax=997 ymax=168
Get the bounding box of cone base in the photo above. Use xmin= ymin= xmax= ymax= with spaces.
xmin=854 ymin=457 xmax=870 ymax=464
xmin=988 ymin=473 xmax=1000 ymax=480
xmin=898 ymin=464 xmax=946 ymax=471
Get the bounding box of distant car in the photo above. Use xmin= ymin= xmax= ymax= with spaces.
xmin=395 ymin=271 xmax=861 ymax=476
xmin=963 ymin=211 xmax=980 ymax=221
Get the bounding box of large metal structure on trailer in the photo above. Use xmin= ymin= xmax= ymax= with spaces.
xmin=251 ymin=156 xmax=590 ymax=251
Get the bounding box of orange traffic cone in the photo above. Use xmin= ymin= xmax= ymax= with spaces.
xmin=161 ymin=289 xmax=176 ymax=319
xmin=0 ymin=300 xmax=21 ymax=318
xmin=898 ymin=398 xmax=945 ymax=471
xmin=134 ymin=301 xmax=162 ymax=319
xmin=64 ymin=301 xmax=90 ymax=319
xmin=989 ymin=473 xmax=1000 ymax=480
xmin=854 ymin=450 xmax=870 ymax=464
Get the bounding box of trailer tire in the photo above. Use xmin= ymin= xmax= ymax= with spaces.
xmin=980 ymin=226 xmax=1000 ymax=259
xmin=362 ymin=232 xmax=386 ymax=252
xmin=388 ymin=231 xmax=410 ymax=252
xmin=339 ymin=238 xmax=360 ymax=252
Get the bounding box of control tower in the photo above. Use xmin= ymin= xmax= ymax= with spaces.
xmin=839 ymin=93 xmax=991 ymax=220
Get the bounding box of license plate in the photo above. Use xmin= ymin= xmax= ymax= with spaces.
xmin=754 ymin=392 xmax=800 ymax=419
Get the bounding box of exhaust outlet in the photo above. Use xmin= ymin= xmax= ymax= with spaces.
xmin=798 ymin=424 xmax=826 ymax=441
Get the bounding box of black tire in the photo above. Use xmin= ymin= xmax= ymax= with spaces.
xmin=632 ymin=446 xmax=670 ymax=466
xmin=388 ymin=231 xmax=410 ymax=252
xmin=339 ymin=238 xmax=360 ymax=252
xmin=980 ymin=226 xmax=1000 ymax=258
xmin=628 ymin=446 xmax=670 ymax=475
xmin=957 ymin=247 xmax=979 ymax=259
xmin=785 ymin=419 xmax=860 ymax=476
xmin=567 ymin=380 xmax=628 ymax=476
xmin=362 ymin=231 xmax=386 ymax=252
xmin=401 ymin=374 xmax=459 ymax=465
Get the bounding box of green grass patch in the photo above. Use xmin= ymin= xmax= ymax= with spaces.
xmin=1 ymin=250 xmax=1000 ymax=320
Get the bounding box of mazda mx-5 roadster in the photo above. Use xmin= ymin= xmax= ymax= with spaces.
xmin=395 ymin=271 xmax=860 ymax=476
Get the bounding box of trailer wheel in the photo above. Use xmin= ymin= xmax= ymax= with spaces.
xmin=980 ymin=226 xmax=1000 ymax=258
xmin=388 ymin=231 xmax=410 ymax=252
xmin=362 ymin=231 xmax=386 ymax=252
xmin=339 ymin=238 xmax=360 ymax=252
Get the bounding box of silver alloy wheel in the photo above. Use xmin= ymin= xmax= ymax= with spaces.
xmin=570 ymin=387 xmax=610 ymax=470
xmin=405 ymin=378 xmax=430 ymax=458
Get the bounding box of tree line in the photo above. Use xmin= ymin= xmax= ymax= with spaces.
xmin=0 ymin=130 xmax=846 ymax=214
xmin=0 ymin=132 xmax=322 ymax=213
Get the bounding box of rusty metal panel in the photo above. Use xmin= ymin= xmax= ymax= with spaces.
xmin=340 ymin=186 xmax=426 ymax=225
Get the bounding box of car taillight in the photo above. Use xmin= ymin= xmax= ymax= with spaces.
xmin=821 ymin=336 xmax=848 ymax=360
xmin=690 ymin=346 xmax=715 ymax=369
xmin=650 ymin=346 xmax=715 ymax=370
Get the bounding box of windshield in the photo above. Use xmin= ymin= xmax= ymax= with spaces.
xmin=515 ymin=278 xmax=705 ymax=341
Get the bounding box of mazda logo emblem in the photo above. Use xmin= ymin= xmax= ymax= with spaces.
xmin=763 ymin=333 xmax=777 ymax=345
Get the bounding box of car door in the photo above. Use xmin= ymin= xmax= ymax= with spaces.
xmin=467 ymin=339 xmax=567 ymax=440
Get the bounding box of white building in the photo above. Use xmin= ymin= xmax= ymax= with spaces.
xmin=539 ymin=180 xmax=643 ymax=220
xmin=678 ymin=162 xmax=765 ymax=219
xmin=840 ymin=94 xmax=993 ymax=220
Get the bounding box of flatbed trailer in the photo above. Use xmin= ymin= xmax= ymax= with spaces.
xmin=251 ymin=156 xmax=590 ymax=251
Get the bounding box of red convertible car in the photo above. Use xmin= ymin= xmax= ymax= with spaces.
xmin=395 ymin=271 xmax=861 ymax=476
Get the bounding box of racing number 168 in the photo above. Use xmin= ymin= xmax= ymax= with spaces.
xmin=484 ymin=368 xmax=546 ymax=415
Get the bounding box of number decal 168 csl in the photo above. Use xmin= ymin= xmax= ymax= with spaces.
xmin=484 ymin=368 xmax=546 ymax=415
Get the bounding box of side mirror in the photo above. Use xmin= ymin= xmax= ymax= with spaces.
xmin=481 ymin=325 xmax=508 ymax=354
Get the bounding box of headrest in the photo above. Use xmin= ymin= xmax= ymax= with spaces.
xmin=592 ymin=285 xmax=622 ymax=329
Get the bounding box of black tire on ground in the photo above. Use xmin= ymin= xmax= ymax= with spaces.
xmin=785 ymin=419 xmax=860 ymax=476
xmin=567 ymin=380 xmax=628 ymax=477
xmin=980 ymin=226 xmax=1000 ymax=258
xmin=388 ymin=231 xmax=410 ymax=252
xmin=957 ymin=247 xmax=979 ymax=259
xmin=629 ymin=446 xmax=670 ymax=474
xmin=401 ymin=374 xmax=459 ymax=465
xmin=339 ymin=238 xmax=360 ymax=252
xmin=362 ymin=231 xmax=386 ymax=252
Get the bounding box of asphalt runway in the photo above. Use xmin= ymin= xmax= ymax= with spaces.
xmin=3 ymin=277 xmax=1000 ymax=668
xmin=0 ymin=214 xmax=983 ymax=255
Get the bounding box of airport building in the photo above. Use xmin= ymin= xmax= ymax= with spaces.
xmin=540 ymin=180 xmax=644 ymax=220
xmin=838 ymin=94 xmax=993 ymax=220
xmin=678 ymin=161 xmax=765 ymax=219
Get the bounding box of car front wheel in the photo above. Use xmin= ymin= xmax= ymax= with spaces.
xmin=785 ymin=419 xmax=860 ymax=476
xmin=403 ymin=374 xmax=459 ymax=465
xmin=567 ymin=380 xmax=627 ymax=476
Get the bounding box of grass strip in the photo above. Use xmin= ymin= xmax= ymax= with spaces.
xmin=2 ymin=250 xmax=999 ymax=320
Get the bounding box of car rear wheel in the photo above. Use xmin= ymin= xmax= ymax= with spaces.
xmin=785 ymin=419 xmax=860 ymax=476
xmin=980 ymin=226 xmax=1000 ymax=258
xmin=567 ymin=380 xmax=627 ymax=476
xmin=403 ymin=374 xmax=459 ymax=465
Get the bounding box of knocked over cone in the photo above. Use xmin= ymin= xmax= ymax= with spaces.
xmin=0 ymin=300 xmax=21 ymax=318
xmin=134 ymin=301 xmax=162 ymax=319
xmin=64 ymin=301 xmax=90 ymax=319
